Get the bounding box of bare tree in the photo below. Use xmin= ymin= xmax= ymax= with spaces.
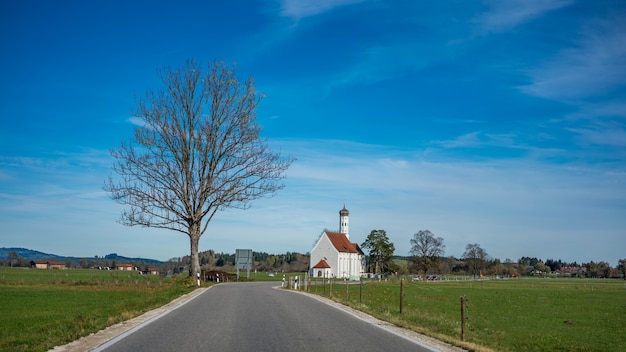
xmin=463 ymin=243 xmax=488 ymax=278
xmin=409 ymin=230 xmax=445 ymax=274
xmin=8 ymin=251 xmax=17 ymax=267
xmin=105 ymin=60 xmax=294 ymax=278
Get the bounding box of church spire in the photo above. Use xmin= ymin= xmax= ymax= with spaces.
xmin=339 ymin=205 xmax=349 ymax=239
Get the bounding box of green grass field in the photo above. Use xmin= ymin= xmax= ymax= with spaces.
xmin=0 ymin=267 xmax=163 ymax=285
xmin=0 ymin=268 xmax=197 ymax=352
xmin=3 ymin=268 xmax=624 ymax=352
xmin=309 ymin=277 xmax=626 ymax=352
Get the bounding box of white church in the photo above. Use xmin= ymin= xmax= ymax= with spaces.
xmin=310 ymin=206 xmax=366 ymax=280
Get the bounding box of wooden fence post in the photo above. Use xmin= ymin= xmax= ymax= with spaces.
xmin=460 ymin=295 xmax=467 ymax=341
xmin=400 ymin=278 xmax=405 ymax=314
xmin=329 ymin=277 xmax=333 ymax=297
xmin=359 ymin=277 xmax=363 ymax=303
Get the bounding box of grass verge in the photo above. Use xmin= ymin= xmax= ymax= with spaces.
xmin=0 ymin=268 xmax=197 ymax=352
xmin=309 ymin=278 xmax=626 ymax=352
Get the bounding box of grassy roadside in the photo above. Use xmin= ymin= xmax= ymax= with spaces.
xmin=0 ymin=268 xmax=197 ymax=352
xmin=5 ymin=268 xmax=624 ymax=351
xmin=308 ymin=277 xmax=626 ymax=352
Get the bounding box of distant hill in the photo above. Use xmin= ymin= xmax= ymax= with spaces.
xmin=100 ymin=252 xmax=162 ymax=264
xmin=0 ymin=247 xmax=162 ymax=264
xmin=0 ymin=247 xmax=64 ymax=260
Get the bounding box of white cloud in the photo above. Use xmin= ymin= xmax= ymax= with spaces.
xmin=568 ymin=122 xmax=626 ymax=147
xmin=477 ymin=0 xmax=573 ymax=33
xmin=436 ymin=132 xmax=482 ymax=149
xmin=563 ymin=101 xmax=626 ymax=121
xmin=2 ymin=139 xmax=624 ymax=264
xmin=518 ymin=16 xmax=626 ymax=151
xmin=520 ymin=16 xmax=626 ymax=101
xmin=264 ymin=139 xmax=626 ymax=264
xmin=278 ymin=0 xmax=367 ymax=20
xmin=330 ymin=42 xmax=422 ymax=87
xmin=128 ymin=116 xmax=145 ymax=127
xmin=433 ymin=131 xmax=530 ymax=153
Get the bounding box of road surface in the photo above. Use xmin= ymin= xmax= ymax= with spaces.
xmin=93 ymin=282 xmax=457 ymax=352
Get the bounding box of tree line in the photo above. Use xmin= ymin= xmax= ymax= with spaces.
xmin=4 ymin=244 xmax=624 ymax=280
xmin=171 ymin=249 xmax=309 ymax=273
xmin=360 ymin=229 xmax=626 ymax=279
xmin=1 ymin=250 xmax=309 ymax=274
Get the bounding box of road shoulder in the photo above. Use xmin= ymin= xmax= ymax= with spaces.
xmin=49 ymin=287 xmax=209 ymax=352
xmin=284 ymin=287 xmax=466 ymax=352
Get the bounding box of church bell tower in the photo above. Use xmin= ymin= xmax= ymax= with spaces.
xmin=339 ymin=205 xmax=349 ymax=239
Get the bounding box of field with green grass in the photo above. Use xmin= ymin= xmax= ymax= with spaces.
xmin=0 ymin=267 xmax=197 ymax=352
xmin=4 ymin=267 xmax=624 ymax=352
xmin=309 ymin=277 xmax=626 ymax=351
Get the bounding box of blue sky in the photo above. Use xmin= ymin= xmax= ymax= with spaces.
xmin=1 ymin=0 xmax=625 ymax=265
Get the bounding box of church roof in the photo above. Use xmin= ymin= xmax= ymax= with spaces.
xmin=312 ymin=259 xmax=331 ymax=268
xmin=326 ymin=231 xmax=364 ymax=255
xmin=339 ymin=206 xmax=349 ymax=216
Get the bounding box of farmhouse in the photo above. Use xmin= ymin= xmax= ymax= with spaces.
xmin=144 ymin=268 xmax=159 ymax=275
xmin=115 ymin=263 xmax=134 ymax=271
xmin=30 ymin=260 xmax=66 ymax=270
xmin=310 ymin=206 xmax=365 ymax=280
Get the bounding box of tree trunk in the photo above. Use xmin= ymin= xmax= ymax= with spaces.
xmin=189 ymin=227 xmax=201 ymax=279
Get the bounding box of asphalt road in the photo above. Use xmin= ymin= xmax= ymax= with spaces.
xmin=95 ymin=281 xmax=441 ymax=352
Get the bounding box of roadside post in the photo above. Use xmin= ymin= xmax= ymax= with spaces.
xmin=460 ymin=295 xmax=467 ymax=341
xmin=399 ymin=278 xmax=405 ymax=314
xmin=307 ymin=272 xmax=310 ymax=292
xmin=359 ymin=277 xmax=363 ymax=303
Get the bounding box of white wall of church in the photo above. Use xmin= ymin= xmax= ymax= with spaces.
xmin=310 ymin=234 xmax=338 ymax=277
xmin=310 ymin=207 xmax=365 ymax=280
xmin=338 ymin=252 xmax=365 ymax=280
xmin=311 ymin=233 xmax=365 ymax=280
